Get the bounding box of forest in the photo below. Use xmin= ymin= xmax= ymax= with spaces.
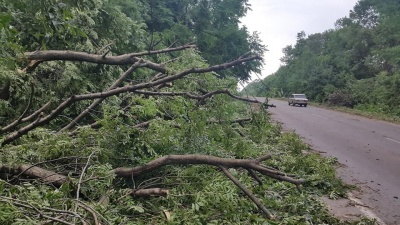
xmin=0 ymin=0 xmax=375 ymax=224
xmin=246 ymin=0 xmax=400 ymax=118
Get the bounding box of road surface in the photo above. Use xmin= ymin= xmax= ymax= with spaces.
xmin=259 ymin=98 xmax=400 ymax=224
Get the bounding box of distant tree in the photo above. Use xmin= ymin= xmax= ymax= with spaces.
xmin=247 ymin=0 xmax=400 ymax=116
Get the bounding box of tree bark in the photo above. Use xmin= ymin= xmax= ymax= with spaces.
xmin=0 ymin=164 xmax=67 ymax=187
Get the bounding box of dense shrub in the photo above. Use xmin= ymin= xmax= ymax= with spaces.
xmin=327 ymin=92 xmax=355 ymax=107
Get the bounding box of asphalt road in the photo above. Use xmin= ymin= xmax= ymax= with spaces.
xmin=259 ymin=98 xmax=400 ymax=224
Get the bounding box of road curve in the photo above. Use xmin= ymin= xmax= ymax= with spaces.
xmin=261 ymin=98 xmax=400 ymax=224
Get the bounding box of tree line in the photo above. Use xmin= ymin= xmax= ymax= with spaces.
xmin=246 ymin=0 xmax=400 ymax=117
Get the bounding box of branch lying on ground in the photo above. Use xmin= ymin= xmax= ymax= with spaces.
xmin=220 ymin=166 xmax=274 ymax=219
xmin=1 ymin=55 xmax=260 ymax=145
xmin=113 ymin=154 xmax=304 ymax=185
xmin=0 ymin=154 xmax=304 ymax=187
xmin=0 ymin=154 xmax=304 ymax=219
xmin=0 ymin=164 xmax=67 ymax=186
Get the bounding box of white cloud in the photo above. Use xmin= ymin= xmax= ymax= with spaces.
xmin=241 ymin=0 xmax=359 ymax=81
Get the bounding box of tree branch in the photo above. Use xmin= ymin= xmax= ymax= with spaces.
xmin=1 ymin=101 xmax=51 ymax=134
xmin=0 ymin=164 xmax=67 ymax=187
xmin=220 ymin=166 xmax=274 ymax=219
xmin=24 ymin=44 xmax=196 ymax=71
xmin=247 ymin=169 xmax=264 ymax=185
xmin=112 ymin=154 xmax=305 ymax=186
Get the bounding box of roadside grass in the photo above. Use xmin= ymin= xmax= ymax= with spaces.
xmin=321 ymin=104 xmax=400 ymax=124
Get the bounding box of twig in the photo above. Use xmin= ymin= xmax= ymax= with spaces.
xmin=77 ymin=202 xmax=99 ymax=225
xmin=220 ymin=166 xmax=274 ymax=219
xmin=75 ymin=151 xmax=96 ymax=206
xmin=0 ymin=197 xmax=76 ymax=225
xmin=149 ymin=72 xmax=167 ymax=82
xmin=76 ymin=200 xmax=111 ymax=225
xmin=21 ymin=101 xmax=51 ymax=123
xmin=97 ymin=42 xmax=115 ymax=54
xmin=247 ymin=169 xmax=263 ymax=186
xmin=72 ymin=151 xmax=95 ymax=224
xmin=101 ymin=50 xmax=111 ymax=58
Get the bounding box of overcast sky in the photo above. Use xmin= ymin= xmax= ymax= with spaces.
xmin=240 ymin=0 xmax=359 ymax=82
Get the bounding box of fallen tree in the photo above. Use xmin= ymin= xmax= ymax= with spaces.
xmin=0 ymin=45 xmax=306 ymax=224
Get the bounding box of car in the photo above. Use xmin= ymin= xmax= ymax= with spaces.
xmin=288 ymin=94 xmax=308 ymax=107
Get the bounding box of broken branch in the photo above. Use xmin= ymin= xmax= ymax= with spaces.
xmin=0 ymin=164 xmax=67 ymax=186
xmin=112 ymin=154 xmax=305 ymax=186
xmin=220 ymin=166 xmax=274 ymax=219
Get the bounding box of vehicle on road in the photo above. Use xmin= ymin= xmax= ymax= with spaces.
xmin=288 ymin=94 xmax=308 ymax=107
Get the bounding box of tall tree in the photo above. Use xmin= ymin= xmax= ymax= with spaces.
xmin=138 ymin=0 xmax=266 ymax=80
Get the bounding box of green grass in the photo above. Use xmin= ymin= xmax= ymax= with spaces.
xmin=275 ymin=98 xmax=400 ymax=124
xmin=310 ymin=102 xmax=400 ymax=124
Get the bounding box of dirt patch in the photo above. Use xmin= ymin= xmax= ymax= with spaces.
xmin=320 ymin=196 xmax=363 ymax=222
xmin=320 ymin=189 xmax=386 ymax=225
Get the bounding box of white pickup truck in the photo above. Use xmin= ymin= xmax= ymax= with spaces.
xmin=288 ymin=94 xmax=308 ymax=107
